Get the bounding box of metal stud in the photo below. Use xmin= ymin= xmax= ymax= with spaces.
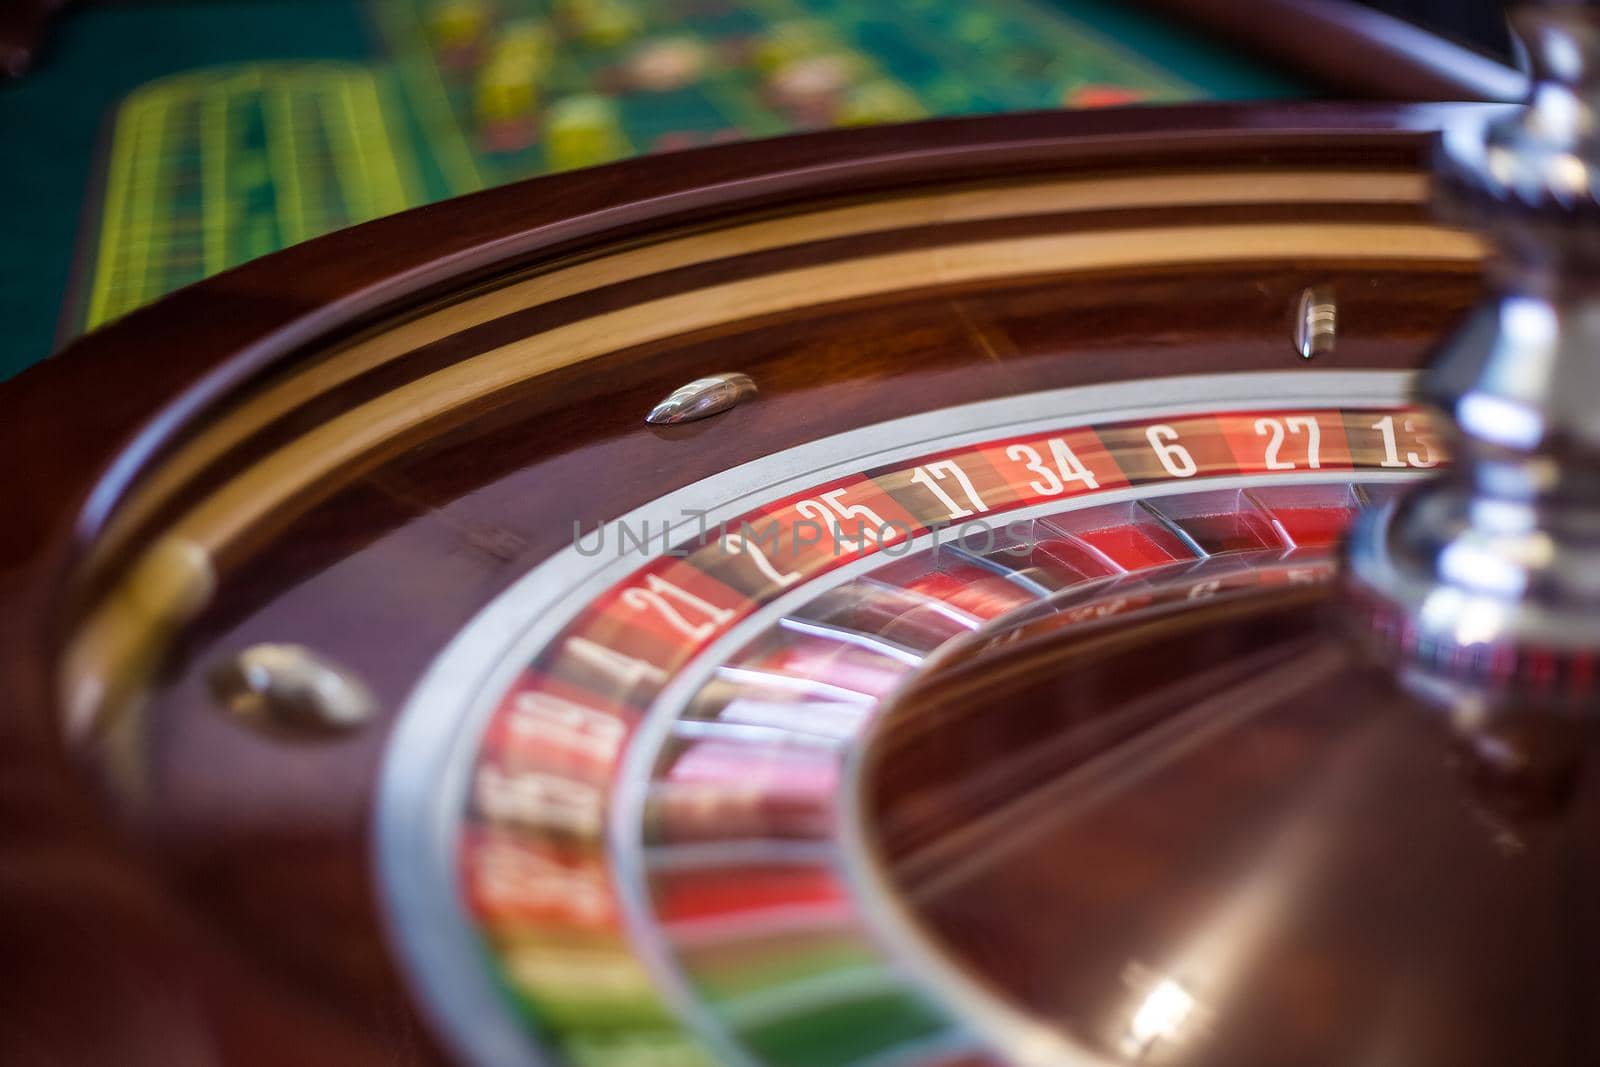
xmin=1294 ymin=285 xmax=1337 ymax=359
xmin=209 ymin=643 xmax=376 ymax=736
xmin=646 ymin=372 xmax=757 ymax=425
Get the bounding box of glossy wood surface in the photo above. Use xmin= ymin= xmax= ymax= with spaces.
xmin=136 ymin=263 xmax=1477 ymax=1017
xmin=862 ymin=580 xmax=1600 ymax=1066
xmin=0 ymin=105 xmax=1487 ymax=1065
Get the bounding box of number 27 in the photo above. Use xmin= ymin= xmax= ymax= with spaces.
xmin=1255 ymin=416 xmax=1321 ymax=470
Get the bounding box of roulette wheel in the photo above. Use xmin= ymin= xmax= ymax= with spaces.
xmin=9 ymin=3 xmax=1600 ymax=1066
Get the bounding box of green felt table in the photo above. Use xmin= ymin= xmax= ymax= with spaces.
xmin=0 ymin=0 xmax=1306 ymax=382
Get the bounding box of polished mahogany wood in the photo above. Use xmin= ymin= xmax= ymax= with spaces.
xmin=863 ymin=581 xmax=1600 ymax=1066
xmin=0 ymin=105 xmax=1487 ymax=1066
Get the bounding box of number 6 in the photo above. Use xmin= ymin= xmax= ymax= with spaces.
xmin=1146 ymin=424 xmax=1198 ymax=478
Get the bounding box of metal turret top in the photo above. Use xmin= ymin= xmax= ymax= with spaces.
xmin=1349 ymin=1 xmax=1600 ymax=709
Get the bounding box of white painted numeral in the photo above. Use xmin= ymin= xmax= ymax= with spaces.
xmin=476 ymin=766 xmax=602 ymax=836
xmin=908 ymin=460 xmax=990 ymax=519
xmin=1146 ymin=424 xmax=1198 ymax=478
xmin=794 ymin=487 xmax=902 ymax=551
xmin=1371 ymin=414 xmax=1440 ymax=469
xmin=621 ymin=574 xmax=735 ymax=642
xmin=1005 ymin=438 xmax=1100 ymax=496
xmin=1255 ymin=415 xmax=1322 ymax=470
xmin=507 ymin=691 xmax=625 ymax=763
xmin=1066 ymin=598 xmax=1128 ymax=623
xmin=722 ymin=530 xmax=802 ymax=588
xmin=566 ymin=636 xmax=667 ymax=689
xmin=474 ymin=841 xmax=612 ymax=924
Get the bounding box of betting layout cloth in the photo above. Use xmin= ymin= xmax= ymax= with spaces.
xmin=0 ymin=0 xmax=1300 ymax=380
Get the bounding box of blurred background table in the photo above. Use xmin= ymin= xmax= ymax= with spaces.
xmin=0 ymin=0 xmax=1515 ymax=379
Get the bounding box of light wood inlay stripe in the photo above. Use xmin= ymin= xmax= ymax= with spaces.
xmin=91 ymin=169 xmax=1435 ymax=570
xmin=66 ymin=176 xmax=1484 ymax=733
xmin=173 ymin=222 xmax=1476 ymax=559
